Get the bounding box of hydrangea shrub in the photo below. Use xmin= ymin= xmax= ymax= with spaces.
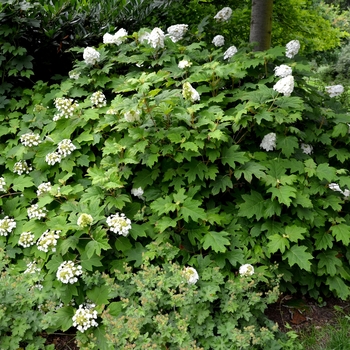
xmin=0 ymin=15 xmax=349 ymax=347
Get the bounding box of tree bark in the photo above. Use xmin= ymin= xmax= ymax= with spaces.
xmin=249 ymin=0 xmax=273 ymax=51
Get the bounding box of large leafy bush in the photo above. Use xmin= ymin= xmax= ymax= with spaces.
xmin=0 ymin=15 xmax=349 ymax=348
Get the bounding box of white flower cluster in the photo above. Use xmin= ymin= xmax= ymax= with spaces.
xmin=37 ymin=230 xmax=61 ymax=252
xmin=0 ymin=216 xmax=16 ymax=236
xmin=214 ymin=7 xmax=233 ymax=22
xmin=273 ymin=75 xmax=294 ymax=97
xmin=13 ymin=160 xmax=32 ymax=175
xmin=301 ymin=143 xmax=313 ymax=155
xmin=182 ymin=82 xmax=200 ymax=102
xmin=178 ymin=60 xmax=192 ymax=69
xmin=260 ymin=132 xmax=276 ymax=151
xmin=139 ymin=30 xmax=150 ymax=44
xmin=53 ymin=97 xmax=79 ymax=121
xmin=167 ymin=24 xmax=188 ymax=42
xmin=239 ymin=264 xmax=254 ymax=276
xmin=77 ymin=213 xmax=93 ymax=228
xmin=56 ymin=261 xmax=83 ymax=284
xmin=27 ymin=204 xmax=47 ymax=220
xmin=57 ymin=139 xmax=76 ymax=157
xmin=224 ymin=45 xmax=238 ymax=60
xmin=184 ymin=267 xmax=199 ymax=285
xmin=18 ymin=231 xmax=35 ymax=248
xmin=24 ymin=261 xmax=41 ymax=274
xmin=20 ymin=132 xmax=41 ymax=147
xmin=45 ymin=152 xmax=62 ymax=165
xmin=212 ymin=35 xmax=225 ymax=47
xmin=124 ymin=110 xmax=141 ymax=123
xmin=329 ymin=183 xmax=350 ymax=198
xmin=103 ymin=28 xmax=128 ymax=45
xmin=148 ymin=27 xmax=165 ymax=49
xmin=106 ymin=212 xmax=132 ymax=236
xmin=37 ymin=182 xmax=52 ymax=196
xmin=325 ymin=85 xmax=344 ymax=98
xmin=131 ymin=187 xmax=144 ymax=198
xmin=274 ymin=64 xmax=292 ymax=78
xmin=72 ymin=304 xmax=98 ymax=333
xmin=69 ymin=70 xmax=80 ymax=80
xmin=285 ymin=40 xmax=300 ymax=59
xmin=0 ymin=177 xmax=6 ymax=192
xmin=106 ymin=108 xmax=118 ymax=115
xmin=83 ymin=47 xmax=100 ymax=65
xmin=90 ymin=91 xmax=107 ymax=108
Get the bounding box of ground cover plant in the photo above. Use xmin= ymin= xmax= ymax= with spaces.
xmin=1 ymin=7 xmax=350 ymax=349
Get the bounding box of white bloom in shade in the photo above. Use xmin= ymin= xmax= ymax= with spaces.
xmin=139 ymin=31 xmax=150 ymax=44
xmin=72 ymin=304 xmax=98 ymax=333
xmin=18 ymin=231 xmax=35 ymax=248
xmin=20 ymin=132 xmax=41 ymax=147
xmin=148 ymin=27 xmax=165 ymax=49
xmin=167 ymin=24 xmax=188 ymax=42
xmin=37 ymin=230 xmax=61 ymax=252
xmin=214 ymin=7 xmax=233 ymax=22
xmin=0 ymin=177 xmax=6 ymax=192
xmin=103 ymin=28 xmax=128 ymax=45
xmin=212 ymin=35 xmax=225 ymax=47
xmin=45 ymin=152 xmax=62 ymax=165
xmin=0 ymin=216 xmax=16 ymax=236
xmin=329 ymin=183 xmax=350 ymax=197
xmin=178 ymin=60 xmax=192 ymax=69
xmin=182 ymin=82 xmax=200 ymax=102
xmin=107 ymin=213 xmax=132 ymax=236
xmin=301 ymin=143 xmax=313 ymax=155
xmin=83 ymin=47 xmax=100 ymax=65
xmin=27 ymin=204 xmax=47 ymax=220
xmin=24 ymin=261 xmax=41 ymax=274
xmin=124 ymin=110 xmax=141 ymax=122
xmin=131 ymin=187 xmax=144 ymax=198
xmin=273 ymin=75 xmax=294 ymax=96
xmin=184 ymin=267 xmax=199 ymax=285
xmin=77 ymin=213 xmax=93 ymax=228
xmin=69 ymin=70 xmax=80 ymax=80
xmin=90 ymin=91 xmax=107 ymax=108
xmin=57 ymin=139 xmax=76 ymax=157
xmin=285 ymin=40 xmax=300 ymax=59
xmin=37 ymin=182 xmax=52 ymax=196
xmin=239 ymin=264 xmax=254 ymax=276
xmin=56 ymin=261 xmax=83 ymax=284
xmin=224 ymin=45 xmax=238 ymax=60
xmin=325 ymin=85 xmax=344 ymax=98
xmin=274 ymin=64 xmax=292 ymax=78
xmin=13 ymin=160 xmax=32 ymax=175
xmin=260 ymin=132 xmax=276 ymax=151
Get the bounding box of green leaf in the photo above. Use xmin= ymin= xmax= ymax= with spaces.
xmin=326 ymin=276 xmax=350 ymax=300
xmin=285 ymin=225 xmax=306 ymax=242
xmin=331 ymin=224 xmax=350 ymax=245
xmin=317 ymin=250 xmax=342 ymax=276
xmin=234 ymin=161 xmax=266 ymax=182
xmin=201 ymin=231 xmax=230 ymax=253
xmin=238 ymin=191 xmax=265 ymax=220
xmin=316 ymin=163 xmax=337 ymax=182
xmin=93 ymin=325 xmax=110 ymax=350
xmin=12 ymin=176 xmax=34 ymax=191
xmin=267 ymin=234 xmax=289 ymax=254
xmin=314 ymin=231 xmax=333 ymax=250
xmin=125 ymin=242 xmax=147 ymax=267
xmin=155 ymin=217 xmax=177 ymax=233
xmin=267 ymin=185 xmax=297 ymax=207
xmin=107 ymin=302 xmax=123 ymax=317
xmin=221 ymin=145 xmax=248 ymax=169
xmin=80 ymin=253 xmax=103 ymax=271
xmin=129 ymin=223 xmax=147 ymax=239
xmin=86 ymin=284 xmax=110 ymax=305
xmin=276 ymin=136 xmax=298 ymax=157
xmin=52 ymin=306 xmax=74 ymax=332
xmin=211 ymin=175 xmax=233 ymax=195
xmin=180 ymin=198 xmax=206 ymax=222
xmin=283 ymin=245 xmax=313 ymax=271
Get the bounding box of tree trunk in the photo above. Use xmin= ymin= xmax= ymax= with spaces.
xmin=249 ymin=0 xmax=273 ymax=51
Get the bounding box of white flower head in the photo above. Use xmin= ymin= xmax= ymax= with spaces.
xmin=285 ymin=40 xmax=300 ymax=59
xmin=37 ymin=182 xmax=52 ymax=196
xmin=0 ymin=216 xmax=16 ymax=236
xmin=182 ymin=82 xmax=200 ymax=102
xmin=273 ymin=75 xmax=294 ymax=96
xmin=239 ymin=264 xmax=254 ymax=276
xmin=131 ymin=187 xmax=144 ymax=198
xmin=167 ymin=24 xmax=188 ymax=42
xmin=106 ymin=213 xmax=132 ymax=236
xmin=18 ymin=231 xmax=35 ymax=248
xmin=178 ymin=60 xmax=192 ymax=69
xmin=260 ymin=132 xmax=276 ymax=151
xmin=0 ymin=177 xmax=6 ymax=192
xmin=27 ymin=204 xmax=47 ymax=220
xmin=56 ymin=261 xmax=83 ymax=284
xmin=212 ymin=35 xmax=225 ymax=47
xmin=325 ymin=85 xmax=344 ymax=98
xmin=24 ymin=261 xmax=41 ymax=274
xmin=139 ymin=31 xmax=150 ymax=44
xmin=45 ymin=152 xmax=62 ymax=165
xmin=57 ymin=139 xmax=76 ymax=157
xmin=90 ymin=91 xmax=107 ymax=108
xmin=301 ymin=143 xmax=313 ymax=155
xmin=77 ymin=213 xmax=93 ymax=228
xmin=20 ymin=132 xmax=41 ymax=147
xmin=329 ymin=183 xmax=350 ymax=198
xmin=274 ymin=64 xmax=292 ymax=78
xmin=103 ymin=28 xmax=128 ymax=45
xmin=83 ymin=47 xmax=100 ymax=65
xmin=37 ymin=230 xmax=61 ymax=253
xmin=184 ymin=267 xmax=199 ymax=285
xmin=148 ymin=27 xmax=165 ymax=49
xmin=214 ymin=7 xmax=233 ymax=22
xmin=53 ymin=97 xmax=79 ymax=121
xmin=13 ymin=160 xmax=32 ymax=175
xmin=69 ymin=70 xmax=80 ymax=80
xmin=224 ymin=45 xmax=238 ymax=60
xmin=72 ymin=304 xmax=98 ymax=333
xmin=123 ymin=109 xmax=141 ymax=123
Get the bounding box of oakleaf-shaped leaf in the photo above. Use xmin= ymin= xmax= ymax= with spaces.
xmin=283 ymin=245 xmax=313 ymax=271
xmin=238 ymin=191 xmax=265 ymax=220
xmin=202 ymin=231 xmax=230 ymax=253
xmin=267 ymin=185 xmax=297 ymax=206
xmin=316 ymin=163 xmax=337 ymax=182
xmin=267 ymin=234 xmax=289 ymax=254
xmin=331 ymin=224 xmax=350 ymax=245
xmin=180 ymin=198 xmax=206 ymax=222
